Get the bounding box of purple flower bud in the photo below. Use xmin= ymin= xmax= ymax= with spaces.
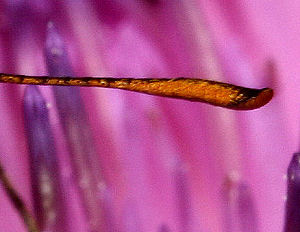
xmin=45 ymin=22 xmax=73 ymax=77
xmin=24 ymin=85 xmax=65 ymax=232
xmin=284 ymin=153 xmax=300 ymax=232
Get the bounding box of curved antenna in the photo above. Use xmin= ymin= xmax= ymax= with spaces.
xmin=0 ymin=73 xmax=273 ymax=110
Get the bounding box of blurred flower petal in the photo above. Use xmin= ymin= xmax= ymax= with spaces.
xmin=159 ymin=224 xmax=171 ymax=232
xmin=24 ymin=85 xmax=65 ymax=231
xmin=122 ymin=200 xmax=143 ymax=232
xmin=101 ymin=188 xmax=119 ymax=232
xmin=174 ymin=161 xmax=193 ymax=232
xmin=1 ymin=1 xmax=300 ymax=232
xmin=222 ymin=177 xmax=258 ymax=232
xmin=45 ymin=23 xmax=104 ymax=232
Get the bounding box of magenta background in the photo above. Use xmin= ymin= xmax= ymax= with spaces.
xmin=0 ymin=1 xmax=298 ymax=232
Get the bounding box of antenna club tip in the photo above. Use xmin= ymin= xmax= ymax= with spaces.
xmin=235 ymin=88 xmax=274 ymax=110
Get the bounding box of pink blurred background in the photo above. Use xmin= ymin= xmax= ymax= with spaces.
xmin=0 ymin=1 xmax=298 ymax=232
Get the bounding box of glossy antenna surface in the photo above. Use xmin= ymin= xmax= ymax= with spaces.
xmin=0 ymin=73 xmax=273 ymax=110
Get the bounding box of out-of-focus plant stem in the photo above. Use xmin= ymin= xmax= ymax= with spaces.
xmin=0 ymin=161 xmax=39 ymax=232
